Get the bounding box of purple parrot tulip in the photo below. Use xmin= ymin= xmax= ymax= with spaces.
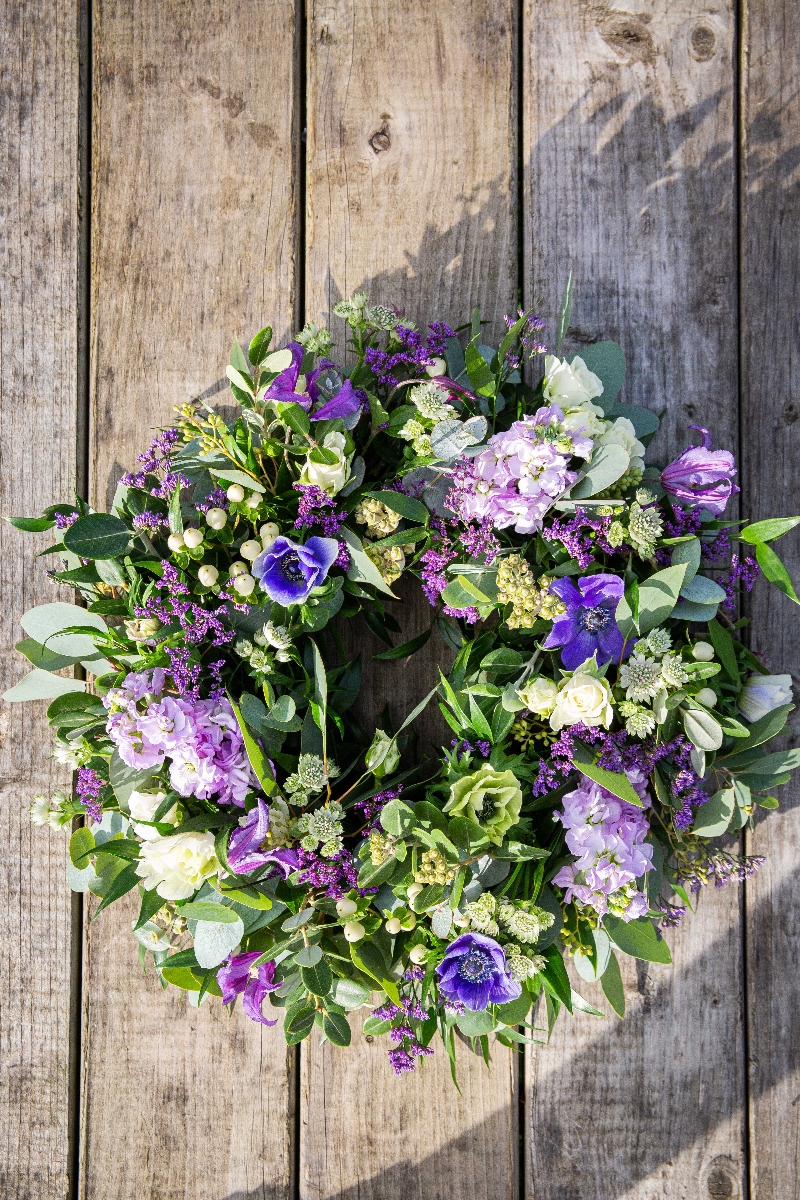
xmin=543 ymin=573 xmax=628 ymax=670
xmin=217 ymin=952 xmax=279 ymax=1025
xmin=436 ymin=932 xmax=521 ymax=1011
xmin=660 ymin=425 xmax=738 ymax=515
xmin=227 ymin=797 xmax=301 ymax=877
xmin=252 ymin=535 xmax=339 ymax=605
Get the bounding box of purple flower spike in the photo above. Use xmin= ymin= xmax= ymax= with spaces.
xmin=660 ymin=426 xmax=738 ymax=516
xmin=262 ymin=342 xmax=311 ymax=410
xmin=252 ymin=535 xmax=339 ymax=605
xmin=217 ymin=952 xmax=279 ymax=1025
xmin=228 ymin=797 xmax=301 ymax=877
xmin=436 ymin=932 xmax=521 ymax=1011
xmin=544 ymin=573 xmax=628 ymax=670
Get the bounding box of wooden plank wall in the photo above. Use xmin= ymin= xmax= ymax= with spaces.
xmin=1 ymin=0 xmax=798 ymax=1197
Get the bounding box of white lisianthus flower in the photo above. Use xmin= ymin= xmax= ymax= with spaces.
xmin=128 ymin=790 xmax=179 ymax=841
xmin=561 ymin=402 xmax=608 ymax=441
xmin=135 ymin=830 xmax=220 ymax=900
xmin=516 ymin=676 xmax=559 ymax=716
xmin=599 ymin=416 xmax=646 ymax=469
xmin=738 ymin=674 xmax=793 ymax=723
xmin=543 ymin=354 xmax=604 ymax=407
xmin=298 ymin=431 xmax=352 ymax=496
xmin=550 ymin=672 xmax=614 ymax=730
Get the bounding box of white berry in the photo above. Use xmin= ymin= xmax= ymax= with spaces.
xmin=696 ymin=687 xmax=717 ymax=708
xmin=260 ymin=522 xmax=280 ymax=549
xmin=245 ymin=492 xmax=261 ymax=509
xmin=228 ymin=560 xmax=248 ymax=577
xmin=425 ymin=357 xmax=447 ymax=377
xmin=197 ymin=565 xmax=219 ymax=587
xmin=167 ymin=532 xmax=185 ymax=552
xmin=205 ymin=508 xmax=228 ymax=530
xmin=233 ymin=573 xmax=256 ymax=596
xmin=692 ymin=641 xmax=715 ymax=661
xmin=226 ymin=484 xmax=245 ymax=503
xmin=336 ymin=897 xmax=358 ymax=918
xmin=408 ymin=944 xmax=428 ymax=964
xmin=407 ymin=883 xmax=424 ymax=902
xmin=385 ymin=917 xmax=403 ymax=935
xmin=182 ymin=528 xmax=204 ymax=549
xmin=401 ymin=914 xmax=417 ymax=931
xmin=240 ymin=539 xmax=262 ymax=561
xmin=343 ymin=921 xmax=365 ymax=943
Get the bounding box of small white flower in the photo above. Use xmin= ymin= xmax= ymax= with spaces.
xmin=52 ymin=739 xmax=92 ymax=769
xmin=738 ymin=674 xmax=793 ymax=722
xmin=550 ymin=672 xmax=614 ymax=731
xmin=619 ymin=653 xmax=663 ymax=702
xmin=408 ymin=380 xmax=454 ymax=423
xmin=660 ymin=653 xmax=688 ymax=688
xmin=30 ymin=790 xmax=68 ymax=830
xmin=644 ymin=628 xmax=672 ymax=656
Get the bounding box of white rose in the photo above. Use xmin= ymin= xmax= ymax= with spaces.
xmin=561 ymin=403 xmax=608 ymax=440
xmin=135 ymin=830 xmax=219 ymax=900
xmin=543 ymin=354 xmax=604 ymax=407
xmin=128 ymin=790 xmax=178 ymax=841
xmin=298 ymin=431 xmax=352 ymax=496
xmin=550 ymin=672 xmax=614 ymax=731
xmin=599 ymin=416 xmax=645 ymax=468
xmin=738 ymin=674 xmax=793 ymax=723
xmin=517 ymin=676 xmax=559 ymax=716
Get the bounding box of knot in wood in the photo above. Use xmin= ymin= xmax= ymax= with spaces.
xmin=690 ymin=24 xmax=717 ymax=61
xmin=369 ymin=124 xmax=391 ymax=154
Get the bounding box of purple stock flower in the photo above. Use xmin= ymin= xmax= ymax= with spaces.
xmin=227 ymin=798 xmax=301 ymax=877
xmin=543 ymin=573 xmax=627 ymax=670
xmin=217 ymin=952 xmax=279 ymax=1025
xmin=660 ymin=426 xmax=739 ymax=516
xmin=436 ymin=932 xmax=521 ymax=1010
xmin=252 ymin=535 xmax=339 ymax=605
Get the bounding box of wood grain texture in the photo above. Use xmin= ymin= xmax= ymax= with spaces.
xmin=522 ymin=3 xmax=745 ymax=1196
xmin=303 ymin=2 xmax=519 ymax=1195
xmin=0 ymin=2 xmax=80 ymax=1196
xmin=82 ymin=2 xmax=300 ymax=1196
xmin=740 ymin=0 xmax=800 ymax=1193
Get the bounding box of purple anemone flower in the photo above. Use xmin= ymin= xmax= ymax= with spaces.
xmin=252 ymin=535 xmax=339 ymax=605
xmin=436 ymin=932 xmax=521 ymax=1010
xmin=217 ymin=952 xmax=279 ymax=1025
xmin=227 ymin=797 xmax=301 ymax=877
xmin=262 ymin=342 xmax=310 ymax=409
xmin=660 ymin=426 xmax=738 ymax=516
xmin=543 ymin=573 xmax=627 ymax=670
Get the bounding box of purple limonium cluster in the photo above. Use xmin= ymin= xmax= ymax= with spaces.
xmin=120 ymin=428 xmax=189 ymax=498
xmin=660 ymin=425 xmax=738 ymax=515
xmin=543 ymin=573 xmax=628 ymax=670
xmin=136 ymin=562 xmax=234 ymax=649
xmin=104 ymin=669 xmax=256 ymax=806
xmin=450 ymin=406 xmax=591 ymax=535
xmin=76 ymin=767 xmax=104 ymax=823
xmin=451 ymin=737 xmax=491 ymax=761
xmin=251 ymin=535 xmax=338 ymax=605
xmin=542 ymin=508 xmax=622 ymax=570
xmin=54 ymin=510 xmax=79 ymax=530
xmin=720 ymin=552 xmax=760 ymax=613
xmin=293 ymin=484 xmax=348 ymax=536
xmin=553 ymin=776 xmax=653 ymax=921
xmin=373 ymin=994 xmax=434 ymax=1074
xmin=436 ymin=932 xmax=521 ymax=1010
xmin=194 ymin=486 xmax=229 ymax=515
xmin=364 ymin=321 xmax=454 ymax=387
xmin=294 ymin=846 xmax=368 ymax=899
xmin=217 ymin=953 xmax=279 ymax=1025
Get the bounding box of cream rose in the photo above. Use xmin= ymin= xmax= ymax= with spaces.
xmin=298 ymin=431 xmax=352 ymax=496
xmin=599 ymin=416 xmax=646 ymax=468
xmin=550 ymin=672 xmax=614 ymax=731
xmin=135 ymin=830 xmax=219 ymax=900
xmin=543 ymin=354 xmax=604 ymax=407
xmin=738 ymin=674 xmax=793 ymax=723
xmin=128 ymin=790 xmax=178 ymax=841
xmin=561 ymin=402 xmax=608 ymax=440
xmin=517 ymin=676 xmax=559 ymax=716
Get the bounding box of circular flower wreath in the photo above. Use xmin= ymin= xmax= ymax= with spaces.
xmin=10 ymin=286 xmax=798 ymax=1079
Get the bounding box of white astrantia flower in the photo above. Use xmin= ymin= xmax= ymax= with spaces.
xmin=408 ymin=380 xmax=454 ymax=423
xmin=299 ymin=431 xmax=352 ymax=496
xmin=550 ymin=672 xmax=614 ymax=731
xmin=296 ymin=321 xmax=333 ymax=355
xmin=128 ymin=790 xmax=178 ymax=841
xmin=135 ymin=830 xmax=220 ymax=900
xmin=644 ymin=627 xmax=672 ymax=656
xmin=30 ymin=789 xmax=69 ymax=830
xmin=543 ymin=354 xmax=604 ymax=407
xmin=619 ymin=653 xmax=663 ymax=702
xmin=660 ymin=653 xmax=689 ymax=688
xmin=738 ymin=674 xmax=793 ymax=722
xmin=599 ymin=416 xmax=646 ymax=468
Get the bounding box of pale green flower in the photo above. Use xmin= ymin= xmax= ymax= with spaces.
xmin=444 ymin=764 xmax=523 ymax=845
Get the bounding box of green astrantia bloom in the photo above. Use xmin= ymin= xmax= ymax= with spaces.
xmin=444 ymin=763 xmax=523 ymax=846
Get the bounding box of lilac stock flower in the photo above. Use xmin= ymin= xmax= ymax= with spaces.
xmin=217 ymin=952 xmax=279 ymax=1025
xmin=227 ymin=798 xmax=301 ymax=877
xmin=543 ymin=573 xmax=627 ymax=670
xmin=660 ymin=426 xmax=738 ymax=516
xmin=252 ymin=535 xmax=339 ymax=605
xmin=436 ymin=932 xmax=521 ymax=1010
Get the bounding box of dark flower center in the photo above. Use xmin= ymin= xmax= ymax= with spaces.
xmin=280 ymin=552 xmax=306 ymax=583
xmin=578 ymin=604 xmax=610 ymax=633
xmin=458 ymin=948 xmax=493 ymax=983
xmin=473 ymin=793 xmax=497 ymax=822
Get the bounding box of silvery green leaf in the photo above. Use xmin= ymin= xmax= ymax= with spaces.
xmin=193 ymin=916 xmax=245 ymax=968
xmin=672 ymin=599 xmax=720 ymax=622
xmin=260 ymin=347 xmax=294 ymax=374
xmin=690 ymin=746 xmax=707 ymax=778
xmin=430 ymin=419 xmax=472 ymax=462
xmin=340 ymin=527 xmax=398 ymax=598
xmin=3 ymin=669 xmax=85 ymax=702
xmin=461 ymin=879 xmax=484 ymax=904
xmin=66 ymin=860 xmax=97 ymax=892
xmin=431 ymin=904 xmax=453 ymax=938
xmin=93 ymin=811 xmax=129 ymax=842
xmin=671 ymin=537 xmax=701 ymax=584
xmin=692 ymin=787 xmax=735 ymax=837
xmin=340 ymin=455 xmax=365 ymax=495
xmin=132 ymin=921 xmax=171 ymax=952
xmin=401 ymin=466 xmax=454 ymax=516
xmin=606 ymin=403 xmax=660 ymax=438
xmin=187 ymin=990 xmax=207 ymax=1008
xmin=109 ymin=752 xmax=157 ymax=809
xmin=462 ymin=414 xmax=487 ymax=443
xmin=574 ymin=928 xmax=612 ymax=982
xmin=470 ymin=855 xmax=511 ymax=888
xmin=679 ymin=574 xmax=726 ymax=604
xmin=20 ymin=602 xmax=107 ymax=658
xmin=330 ymin=977 xmax=372 ymax=1010
xmin=295 ymin=944 xmax=323 ymax=967
xmin=501 ymin=682 xmax=527 ymax=712
xmin=682 ymin=704 xmax=724 ymax=751
xmin=635 ymin=563 xmax=688 ymax=634
xmin=569 ymin=444 xmax=629 ymax=499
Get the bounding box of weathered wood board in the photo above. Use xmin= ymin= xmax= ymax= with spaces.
xmin=740 ymin=0 xmax=800 ymax=1194
xmin=82 ymin=2 xmax=300 ymax=1196
xmin=522 ymin=2 xmax=746 ymax=1195
xmin=0 ymin=3 xmax=81 ymax=1196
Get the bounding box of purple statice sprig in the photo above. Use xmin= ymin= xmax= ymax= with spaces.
xmin=364 ymin=321 xmax=455 ymax=387
xmin=352 ymin=785 xmax=403 ymax=834
xmin=120 ymin=428 xmax=189 ymax=499
xmin=542 ymin=508 xmax=623 ymax=571
xmin=293 ymin=484 xmax=348 ymax=536
xmin=194 ymin=486 xmax=229 ymax=515
xmin=76 ymin=767 xmax=104 ymax=823
xmin=135 ymin=563 xmax=235 ymax=651
xmin=373 ymin=994 xmax=433 ymax=1075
